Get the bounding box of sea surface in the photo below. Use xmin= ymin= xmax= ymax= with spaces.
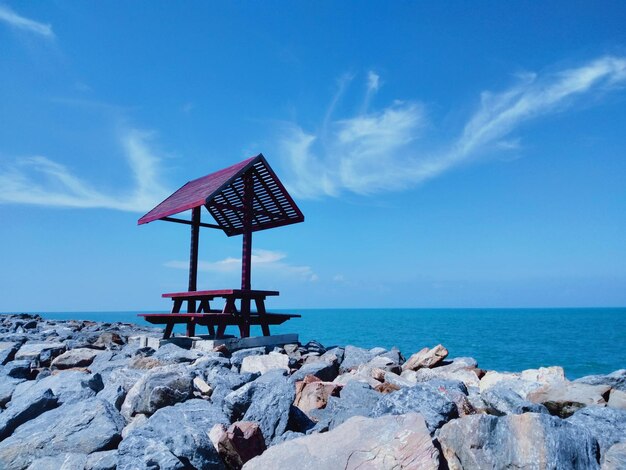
xmin=34 ymin=308 xmax=626 ymax=379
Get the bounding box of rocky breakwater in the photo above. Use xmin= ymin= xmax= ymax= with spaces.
xmin=0 ymin=313 xmax=625 ymax=469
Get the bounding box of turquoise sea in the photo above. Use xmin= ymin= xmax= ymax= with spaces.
xmin=35 ymin=308 xmax=626 ymax=380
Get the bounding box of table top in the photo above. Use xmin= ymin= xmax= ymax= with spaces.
xmin=162 ymin=289 xmax=280 ymax=299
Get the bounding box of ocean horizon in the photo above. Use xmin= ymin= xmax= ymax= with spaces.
xmin=11 ymin=307 xmax=625 ymax=380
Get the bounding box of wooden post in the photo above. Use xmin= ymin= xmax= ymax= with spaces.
xmin=241 ymin=173 xmax=253 ymax=291
xmin=188 ymin=206 xmax=201 ymax=313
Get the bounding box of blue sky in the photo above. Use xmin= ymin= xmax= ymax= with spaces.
xmin=1 ymin=2 xmax=625 ymax=311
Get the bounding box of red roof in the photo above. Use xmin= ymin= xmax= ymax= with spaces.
xmin=138 ymin=154 xmax=304 ymax=236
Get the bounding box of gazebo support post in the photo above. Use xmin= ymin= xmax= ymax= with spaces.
xmin=240 ymin=173 xmax=253 ymax=336
xmin=188 ymin=206 xmax=201 ymax=313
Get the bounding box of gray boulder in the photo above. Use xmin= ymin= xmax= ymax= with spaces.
xmin=14 ymin=342 xmax=66 ymax=365
xmin=340 ymin=345 xmax=373 ymax=373
xmin=309 ymin=380 xmax=380 ymax=432
xmin=290 ymin=360 xmax=339 ymax=382
xmin=0 ymin=388 xmax=58 ymax=440
xmin=85 ymin=450 xmax=118 ymax=470
xmin=320 ymin=346 xmax=344 ymax=364
xmin=224 ymin=369 xmax=295 ymax=445
xmin=371 ymin=382 xmax=458 ymax=433
xmin=3 ymin=360 xmax=33 ymax=379
xmin=0 ymin=377 xmax=24 ymax=407
xmin=230 ymin=347 xmax=267 ymax=370
xmin=204 ymin=366 xmax=259 ymax=405
xmin=603 ymin=442 xmax=626 ymax=470
xmin=0 ymin=342 xmax=19 ymax=365
xmin=482 ymin=384 xmax=549 ymax=415
xmin=0 ymin=398 xmax=125 ymax=470
xmin=567 ymin=407 xmax=626 ymax=460
xmin=152 ymin=343 xmax=203 ymax=364
xmin=11 ymin=370 xmax=103 ymax=406
xmin=26 ymin=453 xmax=88 ymax=470
xmin=121 ymin=365 xmax=193 ymax=418
xmin=575 ymin=369 xmax=626 ymax=392
xmin=118 ymin=399 xmax=228 ymax=470
xmin=438 ymin=412 xmax=600 ymax=470
xmin=243 ymin=413 xmax=439 ymax=470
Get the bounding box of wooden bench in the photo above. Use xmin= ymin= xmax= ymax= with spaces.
xmin=139 ymin=312 xmax=300 ymax=339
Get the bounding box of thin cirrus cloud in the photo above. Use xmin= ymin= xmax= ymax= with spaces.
xmin=277 ymin=55 xmax=626 ymax=199
xmin=164 ymin=249 xmax=318 ymax=282
xmin=0 ymin=129 xmax=170 ymax=212
xmin=0 ymin=4 xmax=54 ymax=38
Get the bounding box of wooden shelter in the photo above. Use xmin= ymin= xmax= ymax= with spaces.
xmin=137 ymin=154 xmax=303 ymax=338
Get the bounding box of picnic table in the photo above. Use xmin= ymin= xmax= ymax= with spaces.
xmin=139 ymin=289 xmax=300 ymax=339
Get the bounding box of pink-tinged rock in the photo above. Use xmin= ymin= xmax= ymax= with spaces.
xmin=51 ymin=348 xmax=99 ymax=370
xmin=402 ymin=345 xmax=448 ymax=371
xmin=603 ymin=442 xmax=626 ymax=470
xmin=212 ymin=421 xmax=266 ymax=470
xmin=527 ymin=382 xmax=611 ymax=418
xmin=294 ymin=379 xmax=341 ymax=417
xmin=242 ymin=413 xmax=439 ymax=470
xmin=608 ymin=389 xmax=626 ymax=410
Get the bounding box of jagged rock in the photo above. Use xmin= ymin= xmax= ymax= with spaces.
xmin=320 ymin=346 xmax=344 ymax=364
xmin=11 ymin=370 xmax=103 ymax=406
xmin=608 ymin=389 xmax=626 ymax=410
xmin=121 ymin=365 xmax=193 ymax=418
xmin=230 ymin=347 xmax=267 ymax=370
xmin=603 ymin=442 xmax=626 ymax=470
xmin=118 ymin=399 xmax=228 ymax=470
xmin=93 ymin=332 xmax=125 ymax=350
xmin=567 ymin=407 xmax=626 ymax=460
xmin=482 ymin=384 xmax=549 ymax=415
xmin=383 ymin=370 xmax=417 ymax=388
xmin=204 ymin=366 xmax=259 ymax=406
xmin=14 ymin=342 xmax=66 ymax=365
xmin=26 ymin=453 xmax=88 ymax=470
xmin=309 ymin=380 xmax=380 ymax=432
xmin=121 ymin=414 xmax=148 ymax=439
xmin=402 ymin=344 xmax=448 ymax=371
xmin=528 ymin=381 xmax=611 ymax=417
xmin=378 ymin=347 xmax=404 ymax=364
xmin=51 ymin=348 xmax=99 ymax=369
xmin=575 ymin=370 xmax=626 ymax=391
xmin=375 ymin=382 xmax=401 ymax=393
xmin=213 ymin=421 xmax=266 ymax=469
xmin=243 ymin=413 xmax=439 ymax=470
xmin=3 ymin=360 xmax=34 ymax=379
xmin=438 ymin=412 xmax=600 ymax=470
xmin=0 ymin=342 xmax=19 ymax=365
xmin=0 ymin=398 xmax=125 ymax=470
xmin=153 ymin=343 xmax=203 ymax=364
xmin=0 ymin=388 xmax=58 ymax=440
xmin=290 ymin=358 xmax=339 ymax=382
xmin=339 ymin=345 xmax=373 ymax=373
xmin=406 ymin=366 xmax=481 ymax=388
xmin=0 ymin=377 xmax=24 ymax=407
xmin=372 ymin=382 xmax=458 ymax=432
xmin=193 ymin=376 xmax=213 ymax=396
xmin=85 ymin=450 xmax=118 ymax=470
xmin=192 ymin=353 xmax=231 ymax=370
xmin=294 ymin=376 xmax=341 ymax=417
xmin=364 ymin=355 xmax=402 ymax=374
xmin=303 ymin=340 xmax=326 ymax=354
xmin=224 ymin=370 xmax=294 ymax=445
xmin=479 ymin=367 xmax=564 ymax=397
xmin=240 ymin=352 xmax=289 ymax=374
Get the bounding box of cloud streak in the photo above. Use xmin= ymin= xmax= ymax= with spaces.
xmin=165 ymin=249 xmax=318 ymax=282
xmin=0 ymin=129 xmax=170 ymax=212
xmin=0 ymin=5 xmax=54 ymax=38
xmin=277 ymin=56 xmax=626 ymax=198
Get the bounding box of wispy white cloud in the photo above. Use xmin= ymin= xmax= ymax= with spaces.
xmin=165 ymin=249 xmax=318 ymax=282
xmin=0 ymin=4 xmax=54 ymax=38
xmin=278 ymin=57 xmax=626 ymax=198
xmin=0 ymin=129 xmax=170 ymax=212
